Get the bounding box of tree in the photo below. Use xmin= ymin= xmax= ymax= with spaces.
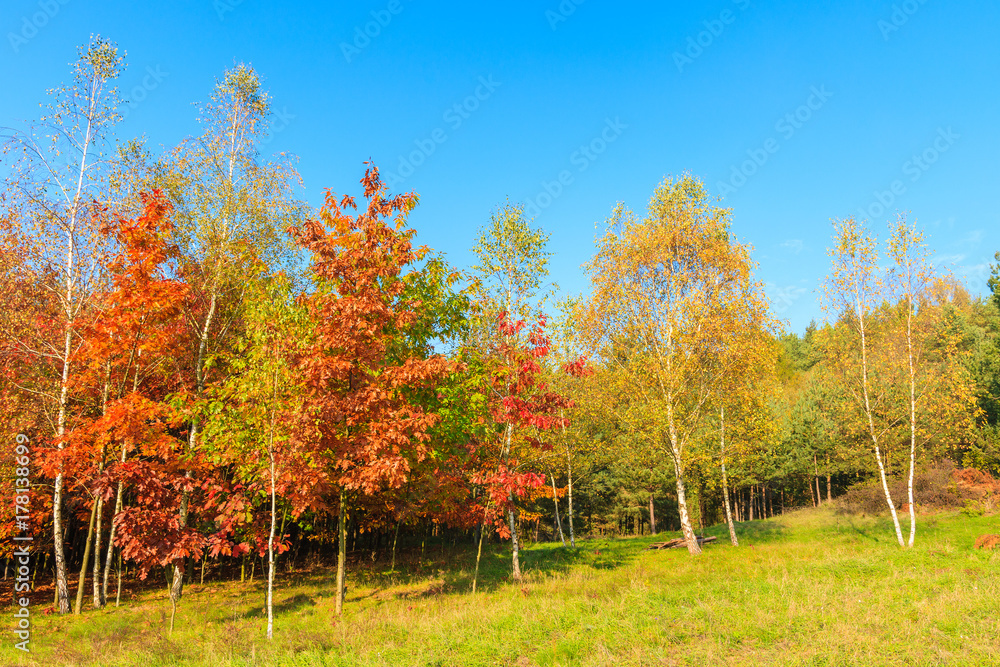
xmin=62 ymin=190 xmax=190 ymax=613
xmin=155 ymin=62 xmax=306 ymax=609
xmin=80 ymin=191 xmax=238 ymax=630
xmin=1 ymin=36 xmax=125 ymax=613
xmin=204 ymin=271 xmax=306 ymax=639
xmin=886 ymin=214 xmax=933 ymax=547
xmin=470 ymin=313 xmax=568 ymax=585
xmin=551 ymin=300 xmax=606 ymax=547
xmin=822 ymin=216 xmax=906 ymax=546
xmin=581 ymin=175 xmax=772 ymax=555
xmin=468 ymin=201 xmax=561 ymax=580
xmin=288 ymin=165 xmax=452 ymax=615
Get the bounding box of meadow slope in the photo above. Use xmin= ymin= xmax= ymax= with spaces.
xmin=3 ymin=507 xmax=999 ymax=666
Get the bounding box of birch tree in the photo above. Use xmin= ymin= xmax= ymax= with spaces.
xmin=156 ymin=63 xmax=306 ymax=609
xmin=886 ymin=215 xmax=932 ymax=547
xmin=469 ymin=201 xmax=553 ymax=579
xmin=822 ymin=216 xmax=906 ymax=546
xmin=581 ymin=175 xmax=772 ymax=555
xmin=0 ymin=36 xmax=124 ymax=613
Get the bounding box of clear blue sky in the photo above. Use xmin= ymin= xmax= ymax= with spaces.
xmin=3 ymin=0 xmax=998 ymax=333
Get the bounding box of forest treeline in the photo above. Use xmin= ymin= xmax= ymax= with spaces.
xmin=2 ymin=39 xmax=999 ymax=637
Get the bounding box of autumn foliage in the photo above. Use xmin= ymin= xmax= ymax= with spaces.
xmin=4 ymin=49 xmax=999 ymax=638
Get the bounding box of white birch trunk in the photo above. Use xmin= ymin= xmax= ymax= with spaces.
xmin=549 ymin=470 xmax=566 ymax=546
xmin=335 ymin=489 xmax=347 ymax=615
xmin=857 ymin=298 xmax=905 ymax=546
xmin=720 ymin=408 xmax=738 ymax=547
xmin=266 ymin=449 xmax=276 ymax=639
xmin=905 ymin=291 xmax=917 ymax=547
xmin=666 ymin=395 xmax=700 ymax=555
xmin=561 ymin=413 xmax=576 ymax=548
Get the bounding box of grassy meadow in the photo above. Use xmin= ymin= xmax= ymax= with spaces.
xmin=3 ymin=507 xmax=999 ymax=666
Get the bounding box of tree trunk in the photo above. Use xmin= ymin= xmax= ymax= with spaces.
xmin=670 ymin=453 xmax=699 ymax=554
xmin=566 ymin=446 xmax=576 ymax=547
xmin=266 ymin=450 xmax=277 ymax=639
xmin=549 ymin=470 xmax=566 ymax=546
xmin=335 ymin=489 xmax=347 ymax=615
xmin=875 ymin=445 xmax=905 ymax=545
xmin=560 ymin=411 xmax=576 ymax=547
xmin=665 ymin=397 xmax=700 ymax=555
xmin=171 ymin=291 xmax=218 ymax=611
xmin=814 ymin=454 xmax=822 ymax=506
xmin=52 ymin=243 xmax=76 ymax=616
xmin=472 ymin=520 xmax=487 ymax=594
xmin=856 ymin=297 xmax=905 ymax=546
xmin=73 ymin=499 xmax=98 ymax=614
xmin=91 ymin=496 xmax=105 ymax=608
xmin=52 ymin=357 xmax=72 ymax=613
xmin=115 ymin=551 xmax=123 ymax=607
xmin=100 ymin=487 xmax=118 ymax=602
xmin=508 ymin=506 xmax=522 ymax=580
xmin=391 ymin=519 xmax=401 ymax=572
xmin=905 ymin=292 xmax=918 ymax=548
xmin=168 ymin=482 xmax=190 ymax=628
xmin=720 ymin=407 xmax=738 ymax=546
xmin=649 ymin=494 xmax=657 ymax=535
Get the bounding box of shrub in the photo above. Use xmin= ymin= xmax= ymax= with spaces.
xmin=974 ymin=534 xmax=1000 ymax=550
xmin=836 ymin=461 xmax=998 ymax=515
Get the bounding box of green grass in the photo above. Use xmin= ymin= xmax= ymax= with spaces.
xmin=3 ymin=508 xmax=999 ymax=666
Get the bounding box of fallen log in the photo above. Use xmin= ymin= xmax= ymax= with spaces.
xmin=647 ymin=535 xmax=717 ymax=550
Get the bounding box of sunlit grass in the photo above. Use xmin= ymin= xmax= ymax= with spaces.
xmin=3 ymin=508 xmax=999 ymax=666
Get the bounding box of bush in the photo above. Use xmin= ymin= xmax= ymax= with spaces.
xmin=836 ymin=461 xmax=998 ymax=515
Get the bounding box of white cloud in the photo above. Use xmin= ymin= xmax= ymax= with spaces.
xmin=779 ymin=239 xmax=804 ymax=254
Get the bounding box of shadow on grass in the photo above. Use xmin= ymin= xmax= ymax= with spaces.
xmin=841 ymin=517 xmax=879 ymax=542
xmin=369 ymin=538 xmax=642 ymax=595
xmin=730 ymin=520 xmax=788 ymax=544
xmin=242 ymin=591 xmax=317 ymax=619
xmin=249 ymin=525 xmax=784 ymax=608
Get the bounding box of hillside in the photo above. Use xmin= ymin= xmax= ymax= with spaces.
xmin=5 ymin=508 xmax=998 ymax=666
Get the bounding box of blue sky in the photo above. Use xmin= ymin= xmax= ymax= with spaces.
xmin=2 ymin=0 xmax=998 ymax=333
